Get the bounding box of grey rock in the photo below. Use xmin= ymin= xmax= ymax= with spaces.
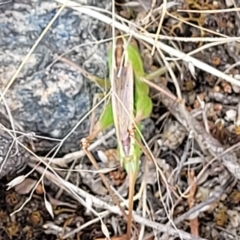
xmin=0 ymin=113 xmax=30 ymax=178
xmin=0 ymin=0 xmax=111 ymax=176
xmin=0 ymin=0 xmax=111 ymax=157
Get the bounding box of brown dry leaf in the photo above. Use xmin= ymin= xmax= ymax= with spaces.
xmin=109 ymin=168 xmax=126 ymax=186
xmin=213 ymin=103 xmax=222 ymax=112
xmin=5 ymin=222 xmax=19 ymax=239
xmin=35 ymin=183 xmax=44 ymax=195
xmin=184 ymin=79 xmax=195 ymax=91
xmin=14 ymin=178 xmax=37 ymax=195
xmin=211 ymin=56 xmax=221 ymax=66
xmin=28 ymin=211 xmax=43 ymax=226
xmin=104 ymin=149 xmax=119 ymax=165
xmin=5 ymin=192 xmax=19 ymax=206
xmin=210 ymin=120 xmax=229 ymax=145
xmin=230 ymin=190 xmax=240 ymax=204
xmin=221 ymin=81 xmax=232 ymax=94
xmin=214 ymin=206 xmax=228 ymax=227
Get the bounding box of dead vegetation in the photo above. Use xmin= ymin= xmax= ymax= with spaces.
xmin=1 ymin=0 xmax=240 ymax=239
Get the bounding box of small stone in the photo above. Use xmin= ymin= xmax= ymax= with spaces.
xmin=225 ymin=0 xmax=233 ymax=7
xmin=225 ymin=109 xmax=237 ymax=122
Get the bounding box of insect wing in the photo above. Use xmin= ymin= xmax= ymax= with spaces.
xmin=111 ymin=62 xmax=134 ymax=157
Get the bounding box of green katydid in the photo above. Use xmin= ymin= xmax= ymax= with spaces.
xmin=82 ymin=37 xmax=154 ymax=239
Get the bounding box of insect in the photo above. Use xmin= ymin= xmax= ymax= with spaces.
xmin=81 ymin=36 xmax=161 ymax=239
